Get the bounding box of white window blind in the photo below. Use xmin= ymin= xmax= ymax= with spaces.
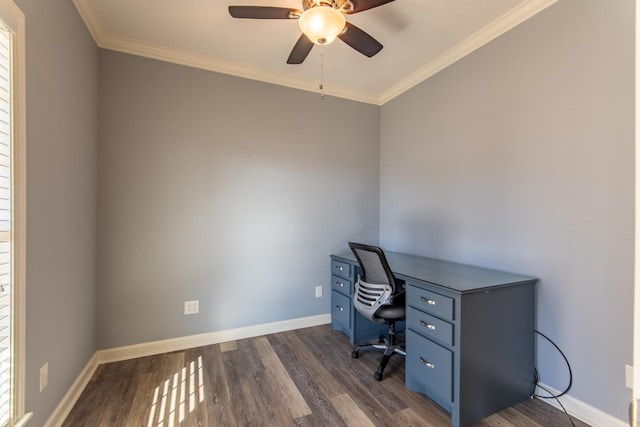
xmin=0 ymin=24 xmax=11 ymax=427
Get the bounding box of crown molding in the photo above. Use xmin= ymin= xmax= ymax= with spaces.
xmin=379 ymin=0 xmax=559 ymax=104
xmin=99 ymin=34 xmax=381 ymax=105
xmin=72 ymin=0 xmax=103 ymax=43
xmin=73 ymin=0 xmax=558 ymax=106
xmin=72 ymin=0 xmax=379 ymax=104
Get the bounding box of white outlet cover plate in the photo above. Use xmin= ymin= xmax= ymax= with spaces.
xmin=184 ymin=300 xmax=199 ymax=315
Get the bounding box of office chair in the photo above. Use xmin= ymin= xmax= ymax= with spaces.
xmin=348 ymin=242 xmax=406 ymax=381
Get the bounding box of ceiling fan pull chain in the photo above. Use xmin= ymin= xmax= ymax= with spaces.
xmin=319 ymin=49 xmax=325 ymax=99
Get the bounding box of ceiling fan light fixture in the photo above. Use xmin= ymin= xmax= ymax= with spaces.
xmin=298 ymin=6 xmax=346 ymax=45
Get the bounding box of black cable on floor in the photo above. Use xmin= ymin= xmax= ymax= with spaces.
xmin=532 ymin=329 xmax=575 ymax=427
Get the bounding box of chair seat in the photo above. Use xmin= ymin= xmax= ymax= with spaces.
xmin=374 ymin=304 xmax=405 ymax=321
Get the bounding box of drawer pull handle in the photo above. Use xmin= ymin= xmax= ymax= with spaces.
xmin=420 ymin=296 xmax=436 ymax=305
xmin=335 ymin=305 xmax=344 ymax=312
xmin=337 ymin=282 xmax=344 ymax=287
xmin=419 ymin=357 xmax=435 ymax=369
xmin=420 ymin=320 xmax=436 ymax=330
xmin=336 ymin=266 xmax=343 ymax=271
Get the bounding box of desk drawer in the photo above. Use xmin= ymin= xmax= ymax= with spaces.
xmin=407 ymin=307 xmax=453 ymax=347
xmin=331 ymin=260 xmax=352 ymax=280
xmin=406 ymin=330 xmax=453 ymax=403
xmin=407 ymin=285 xmax=454 ymax=321
xmin=331 ymin=275 xmax=352 ymax=296
xmin=331 ymin=290 xmax=351 ymax=331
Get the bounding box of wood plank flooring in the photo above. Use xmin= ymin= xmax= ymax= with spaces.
xmin=63 ymin=325 xmax=590 ymax=427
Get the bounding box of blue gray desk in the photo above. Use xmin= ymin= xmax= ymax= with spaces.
xmin=330 ymin=251 xmax=537 ymax=427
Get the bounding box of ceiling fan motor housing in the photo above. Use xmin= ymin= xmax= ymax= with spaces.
xmin=228 ymin=0 xmax=389 ymax=64
xmin=302 ymin=0 xmax=354 ymax=13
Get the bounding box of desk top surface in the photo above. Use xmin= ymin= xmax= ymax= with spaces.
xmin=331 ymin=251 xmax=537 ymax=293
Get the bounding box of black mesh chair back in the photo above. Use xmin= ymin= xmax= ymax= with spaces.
xmin=348 ymin=242 xmax=406 ymax=381
xmin=350 ymin=244 xmax=395 ymax=286
xmin=349 ymin=243 xmax=402 ymax=322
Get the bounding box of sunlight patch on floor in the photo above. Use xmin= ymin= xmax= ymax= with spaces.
xmin=147 ymin=356 xmax=205 ymax=426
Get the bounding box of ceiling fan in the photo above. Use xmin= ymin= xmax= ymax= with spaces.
xmin=228 ymin=0 xmax=394 ymax=64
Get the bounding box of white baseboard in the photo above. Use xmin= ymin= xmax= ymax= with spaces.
xmin=44 ymin=314 xmax=330 ymax=427
xmin=631 ymin=399 xmax=639 ymax=427
xmin=43 ymin=316 xmax=626 ymax=427
xmin=13 ymin=412 xmax=33 ymax=427
xmin=537 ymin=382 xmax=627 ymax=427
xmin=43 ymin=353 xmax=99 ymax=427
xmin=96 ymin=313 xmax=331 ymax=364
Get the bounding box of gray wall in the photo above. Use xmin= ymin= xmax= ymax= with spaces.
xmin=380 ymin=0 xmax=633 ymax=420
xmin=14 ymin=0 xmax=98 ymax=425
xmin=96 ymin=50 xmax=380 ymax=349
xmin=12 ymin=0 xmax=634 ymax=423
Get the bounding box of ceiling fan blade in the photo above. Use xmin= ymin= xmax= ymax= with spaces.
xmin=228 ymin=6 xmax=301 ymax=19
xmin=344 ymin=0 xmax=394 ymax=14
xmin=338 ymin=22 xmax=383 ymax=57
xmin=287 ymin=34 xmax=314 ymax=64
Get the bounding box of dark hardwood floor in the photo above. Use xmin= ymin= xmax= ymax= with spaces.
xmin=63 ymin=325 xmax=589 ymax=427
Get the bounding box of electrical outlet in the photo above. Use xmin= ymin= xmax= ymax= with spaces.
xmin=40 ymin=363 xmax=48 ymax=392
xmin=184 ymin=300 xmax=199 ymax=315
xmin=626 ymin=364 xmax=633 ymax=389
xmin=315 ymin=286 xmax=323 ymax=298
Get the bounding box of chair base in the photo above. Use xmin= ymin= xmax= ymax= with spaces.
xmin=351 ymin=327 xmax=406 ymax=381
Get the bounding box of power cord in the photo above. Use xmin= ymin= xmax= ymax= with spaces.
xmin=531 ymin=330 xmax=575 ymax=427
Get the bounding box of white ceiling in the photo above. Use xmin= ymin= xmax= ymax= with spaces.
xmin=72 ymin=0 xmax=558 ymax=105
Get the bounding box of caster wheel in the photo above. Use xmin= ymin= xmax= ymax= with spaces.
xmin=374 ymin=371 xmax=383 ymax=381
xmin=351 ymin=351 xmax=359 ymax=359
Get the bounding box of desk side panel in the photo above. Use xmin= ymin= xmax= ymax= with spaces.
xmin=457 ymin=282 xmax=536 ymax=426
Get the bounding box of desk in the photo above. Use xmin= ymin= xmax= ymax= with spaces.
xmin=330 ymin=251 xmax=537 ymax=427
